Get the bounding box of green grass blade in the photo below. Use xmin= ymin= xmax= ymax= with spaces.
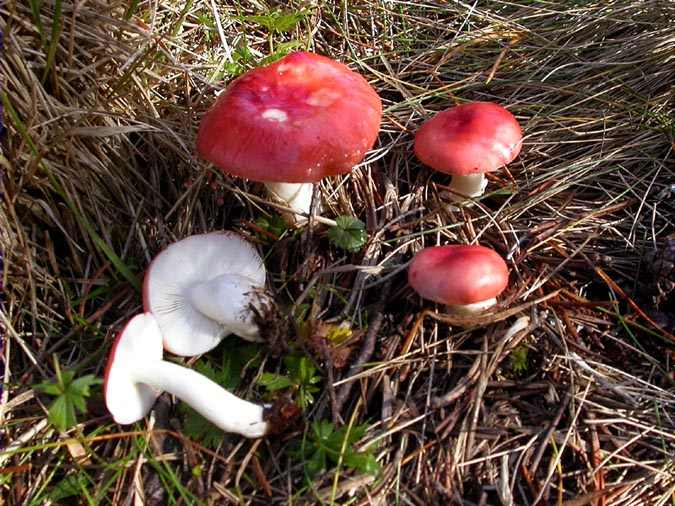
xmin=41 ymin=0 xmax=63 ymax=84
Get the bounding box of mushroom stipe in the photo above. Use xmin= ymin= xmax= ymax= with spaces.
xmin=104 ymin=313 xmax=271 ymax=438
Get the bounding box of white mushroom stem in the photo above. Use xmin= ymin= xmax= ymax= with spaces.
xmin=186 ymin=274 xmax=263 ymax=342
xmin=131 ymin=359 xmax=268 ymax=438
xmin=447 ymin=174 xmax=488 ymax=201
xmin=264 ymin=182 xmax=317 ymax=222
xmin=447 ymin=297 xmax=496 ymax=315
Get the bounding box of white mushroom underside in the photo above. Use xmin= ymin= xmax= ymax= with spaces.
xmin=145 ymin=232 xmax=266 ymax=356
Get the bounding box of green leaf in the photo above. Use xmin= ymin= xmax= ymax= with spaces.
xmin=244 ymin=10 xmax=306 ymax=34
xmin=343 ymin=452 xmax=380 ymax=475
xmin=34 ymin=382 xmax=61 ymax=396
xmin=179 ymin=403 xmax=223 ymax=449
xmin=280 ymin=354 xmax=322 ymax=410
xmin=257 ymin=373 xmax=295 ymax=391
xmin=70 ymin=374 xmax=99 ymax=398
xmin=68 ymin=391 xmax=87 ymax=414
xmin=255 ymin=213 xmax=290 ymax=239
xmin=312 ymin=420 xmax=334 ymax=441
xmin=327 ymin=216 xmax=368 ymax=252
xmin=35 ymin=370 xmax=101 ymax=432
xmin=47 ymin=396 xmax=76 ymax=432
xmin=305 ymin=448 xmax=326 ymax=477
xmin=298 ymin=420 xmax=379 ymax=480
xmin=48 ymin=474 xmax=88 ymax=501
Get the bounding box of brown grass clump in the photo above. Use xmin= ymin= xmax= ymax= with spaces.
xmin=1 ymin=1 xmax=673 ymax=504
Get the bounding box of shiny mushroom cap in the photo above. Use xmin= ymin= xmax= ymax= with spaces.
xmin=196 ymin=51 xmax=382 ymax=184
xmin=408 ymin=245 xmax=509 ymax=308
xmin=414 ymin=102 xmax=522 ymax=176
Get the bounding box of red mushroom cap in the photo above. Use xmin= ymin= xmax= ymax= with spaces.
xmin=414 ymin=102 xmax=522 ymax=176
xmin=196 ymin=52 xmax=382 ymax=184
xmin=408 ymin=245 xmax=509 ymax=306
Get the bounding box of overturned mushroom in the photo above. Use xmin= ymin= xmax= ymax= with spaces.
xmin=143 ymin=232 xmax=267 ymax=356
xmin=104 ymin=313 xmax=268 ymax=438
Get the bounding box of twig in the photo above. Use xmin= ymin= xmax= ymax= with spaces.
xmin=320 ymin=339 xmax=340 ymax=425
xmin=335 ymin=282 xmax=392 ymax=414
xmin=528 ymin=389 xmax=571 ymax=478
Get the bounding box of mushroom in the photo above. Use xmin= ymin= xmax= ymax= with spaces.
xmin=414 ymin=102 xmax=522 ymax=200
xmin=104 ymin=313 xmax=268 ymax=438
xmin=408 ymin=244 xmax=509 ymax=314
xmin=196 ymin=51 xmax=382 ymax=222
xmin=143 ymin=232 xmax=267 ymax=356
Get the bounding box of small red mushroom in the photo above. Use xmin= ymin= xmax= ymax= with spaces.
xmin=414 ymin=102 xmax=522 ymax=200
xmin=197 ymin=51 xmax=382 ymax=221
xmin=408 ymin=244 xmax=509 ymax=313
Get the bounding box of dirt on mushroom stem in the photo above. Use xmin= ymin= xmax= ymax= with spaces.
xmin=248 ymin=288 xmax=292 ymax=358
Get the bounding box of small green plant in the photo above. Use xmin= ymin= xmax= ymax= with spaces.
xmin=509 ymin=344 xmax=530 ymax=375
xmin=34 ymin=359 xmax=101 ymax=432
xmin=255 ymin=212 xmax=290 ymax=239
xmin=327 ymin=216 xmax=368 ymax=253
xmin=46 ymin=473 xmax=90 ymax=502
xmin=296 ymin=420 xmax=379 ymax=478
xmin=179 ymin=343 xmax=260 ymax=447
xmin=221 ymin=41 xmax=256 ymax=78
xmin=195 ymin=12 xmax=217 ymax=43
xmin=243 ymin=10 xmax=308 ymax=34
xmin=260 ymin=40 xmax=305 ymax=65
xmin=258 ymin=354 xmax=321 ymax=410
xmin=239 ymin=9 xmax=310 ymax=65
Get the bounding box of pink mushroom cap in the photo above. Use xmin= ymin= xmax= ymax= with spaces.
xmin=414 ymin=102 xmax=522 ymax=176
xmin=408 ymin=245 xmax=509 ymax=306
xmin=196 ymin=51 xmax=382 ymax=184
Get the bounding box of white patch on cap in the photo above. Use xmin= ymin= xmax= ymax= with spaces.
xmin=307 ymin=88 xmax=340 ymax=107
xmin=262 ymin=108 xmax=288 ymax=122
xmin=277 ymin=63 xmax=304 ymax=76
xmin=494 ymin=142 xmax=515 ymax=164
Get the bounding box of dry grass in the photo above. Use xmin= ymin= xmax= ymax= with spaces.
xmin=1 ymin=0 xmax=674 ymax=504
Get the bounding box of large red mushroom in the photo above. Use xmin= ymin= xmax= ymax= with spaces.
xmin=414 ymin=102 xmax=522 ymax=200
xmin=197 ymin=51 xmax=382 ymax=221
